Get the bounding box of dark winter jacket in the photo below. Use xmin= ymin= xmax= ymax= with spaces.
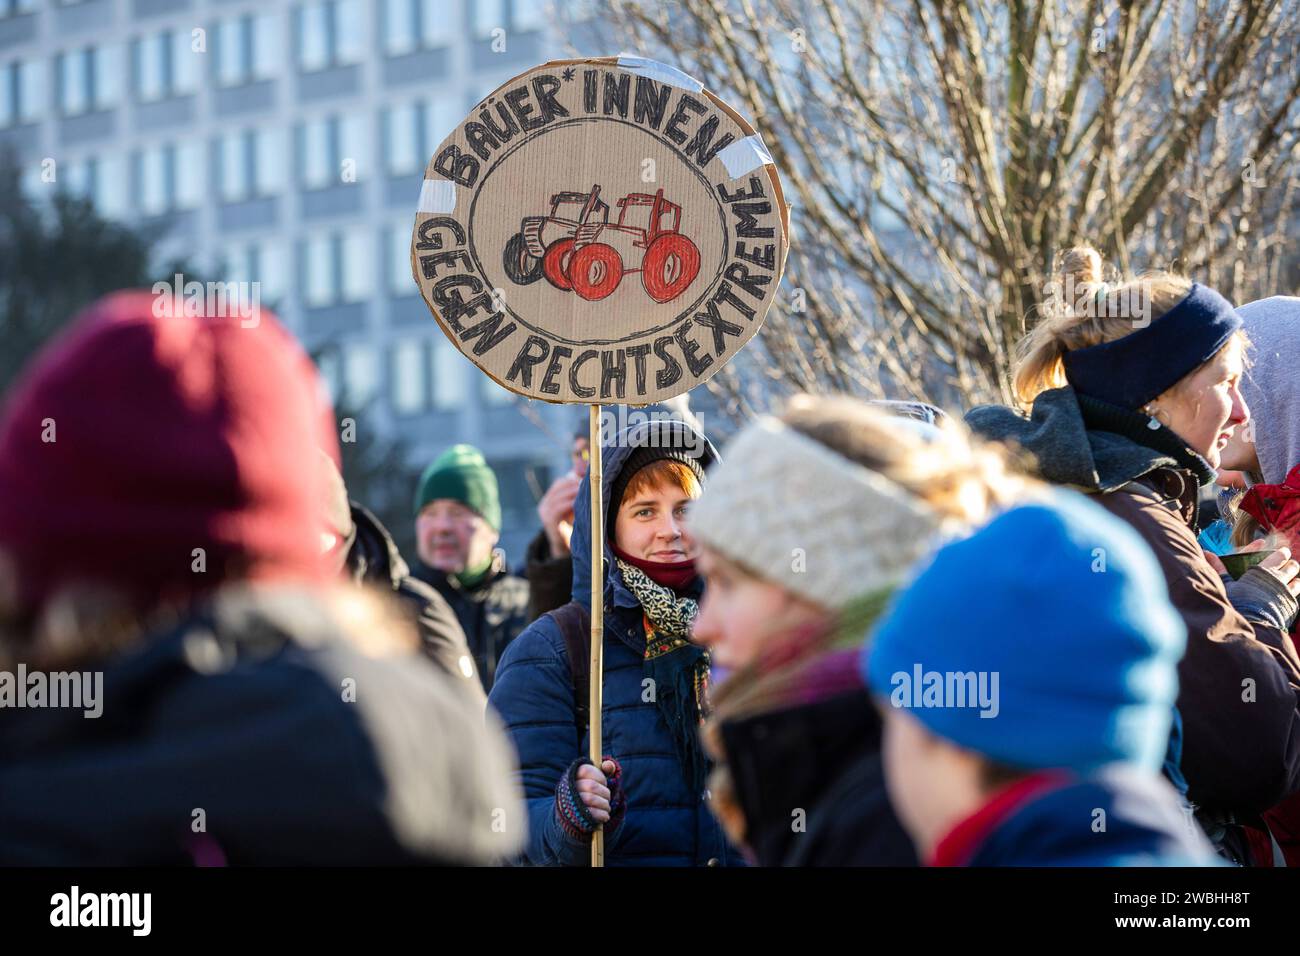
xmin=0 ymin=584 xmax=524 ymax=865
xmin=954 ymin=766 xmax=1220 ymax=866
xmin=346 ymin=503 xmax=485 ymax=707
xmin=523 ymin=528 xmax=573 ymax=623
xmin=488 ymin=420 xmax=743 ymax=866
xmin=414 ymin=554 xmax=530 ymax=693
xmin=968 ymin=387 xmax=1300 ymax=820
xmin=718 ymin=688 xmax=918 ymax=866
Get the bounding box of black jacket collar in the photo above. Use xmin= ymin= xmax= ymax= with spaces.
xmin=718 ymin=690 xmax=881 ymax=864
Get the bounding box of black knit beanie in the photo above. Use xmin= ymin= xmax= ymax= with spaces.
xmin=608 ymin=444 xmax=706 ymax=532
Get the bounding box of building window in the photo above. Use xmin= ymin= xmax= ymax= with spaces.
xmin=299 ymin=114 xmax=366 ymax=189
xmin=57 ymin=154 xmax=128 ymax=219
xmin=222 ymin=240 xmax=289 ymax=306
xmin=341 ymin=228 xmax=374 ymax=303
xmin=0 ymin=59 xmax=43 ymax=128
xmin=253 ymin=128 xmax=287 ymax=196
xmin=302 ymin=230 xmax=374 ymax=307
xmin=258 ymin=241 xmax=289 ymax=303
xmin=61 ymin=157 xmax=94 ymax=201
xmin=298 ymin=0 xmax=364 ymax=73
xmin=219 ymin=132 xmax=249 ymax=202
xmin=432 ymin=339 xmax=466 ymax=410
xmin=471 ymin=0 xmax=506 ymax=39
xmin=134 ymin=30 xmax=199 ymax=103
xmin=0 ymin=0 xmax=39 ymax=19
xmin=388 ymin=223 xmax=416 ymax=295
xmin=94 ymin=154 xmax=128 ymax=218
xmin=56 ymin=45 xmax=121 ymax=116
xmin=175 ymin=141 xmax=203 ymax=208
xmin=135 ymin=142 xmax=204 ymax=215
xmin=382 ymin=102 xmax=420 ymax=177
xmin=383 ymin=0 xmax=456 ymax=56
xmin=218 ymin=128 xmax=286 ymax=202
xmin=391 ymin=338 xmax=428 ymax=414
xmin=382 ymin=98 xmax=456 ymax=176
xmin=512 ymin=0 xmax=547 ymax=31
xmin=217 ymin=13 xmax=281 ymax=88
xmin=316 ymin=348 xmax=343 ymax=404
xmin=302 ymin=234 xmax=335 ymax=307
xmin=343 ymin=343 xmax=378 ymax=407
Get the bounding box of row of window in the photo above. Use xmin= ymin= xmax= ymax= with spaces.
xmin=0 ymin=0 xmax=37 ymax=19
xmin=316 ymin=337 xmax=515 ymax=414
xmin=21 ymin=95 xmax=458 ymax=211
xmin=44 ymin=144 xmax=206 ymax=216
xmin=0 ymin=0 xmax=548 ymax=125
xmin=126 ymin=222 xmax=448 ymax=308
xmin=298 ymin=224 xmax=445 ymax=306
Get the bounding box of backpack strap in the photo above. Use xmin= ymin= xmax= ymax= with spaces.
xmin=547 ymin=602 xmax=592 ymax=735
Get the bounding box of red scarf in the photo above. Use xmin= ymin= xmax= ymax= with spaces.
xmin=610 ymin=541 xmax=698 ymax=590
xmin=929 ymin=770 xmax=1069 ymax=867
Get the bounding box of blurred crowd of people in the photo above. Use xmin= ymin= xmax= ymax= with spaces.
xmin=1 ymin=245 xmax=1298 ymax=868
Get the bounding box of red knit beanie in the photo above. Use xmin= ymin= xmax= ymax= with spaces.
xmin=0 ymin=290 xmax=340 ymax=612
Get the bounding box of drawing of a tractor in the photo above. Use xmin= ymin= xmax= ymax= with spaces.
xmin=502 ymin=185 xmax=701 ymax=303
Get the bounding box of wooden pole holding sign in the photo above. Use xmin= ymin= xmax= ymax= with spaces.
xmin=411 ymin=55 xmax=788 ymax=870
xmin=587 ymin=403 xmax=605 ymax=866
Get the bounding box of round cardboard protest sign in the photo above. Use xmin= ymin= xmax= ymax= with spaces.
xmin=411 ymin=56 xmax=789 ymax=405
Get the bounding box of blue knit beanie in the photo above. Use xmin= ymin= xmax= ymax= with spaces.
xmin=863 ymin=490 xmax=1185 ymax=774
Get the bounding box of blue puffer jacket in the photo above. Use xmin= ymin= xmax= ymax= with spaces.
xmin=488 ymin=418 xmax=742 ymax=866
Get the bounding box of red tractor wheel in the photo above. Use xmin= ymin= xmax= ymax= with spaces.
xmin=641 ymin=234 xmax=701 ymax=303
xmin=543 ymin=238 xmax=576 ymax=291
xmin=569 ymin=244 xmax=624 ymax=301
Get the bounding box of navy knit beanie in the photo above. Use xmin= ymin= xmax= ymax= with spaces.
xmin=863 ymin=490 xmax=1185 ymax=774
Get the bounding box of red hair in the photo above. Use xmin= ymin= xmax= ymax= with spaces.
xmin=621 ymin=459 xmax=700 ymax=506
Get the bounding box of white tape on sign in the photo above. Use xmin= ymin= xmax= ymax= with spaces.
xmin=615 ymin=54 xmax=704 ymax=93
xmin=717 ymin=134 xmax=775 ymax=179
xmin=417 ymin=180 xmax=457 ymax=214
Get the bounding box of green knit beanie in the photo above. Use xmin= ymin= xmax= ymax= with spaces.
xmin=413 ymin=444 xmax=501 ymax=531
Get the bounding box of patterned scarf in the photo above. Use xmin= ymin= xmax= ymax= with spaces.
xmin=616 ymin=558 xmax=712 ymax=795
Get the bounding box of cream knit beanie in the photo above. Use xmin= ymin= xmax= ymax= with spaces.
xmin=687 ymin=416 xmax=945 ymax=610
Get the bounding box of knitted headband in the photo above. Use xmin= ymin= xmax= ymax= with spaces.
xmin=1061 ymin=282 xmax=1242 ymax=410
xmin=687 ymin=417 xmax=946 ymax=610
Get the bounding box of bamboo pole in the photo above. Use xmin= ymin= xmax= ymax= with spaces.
xmin=588 ymin=403 xmax=605 ymax=867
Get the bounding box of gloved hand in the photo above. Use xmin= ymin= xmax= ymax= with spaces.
xmin=555 ymin=755 xmax=626 ymax=840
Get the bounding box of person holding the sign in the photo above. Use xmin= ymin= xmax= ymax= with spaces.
xmin=489 ymin=417 xmax=742 ymax=866
xmin=412 ymin=445 xmax=530 ymax=692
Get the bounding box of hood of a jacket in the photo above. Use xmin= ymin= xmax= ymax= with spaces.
xmin=346 ymin=502 xmax=409 ymax=590
xmin=966 ymin=387 xmax=1213 ymax=492
xmin=1242 ymin=463 xmax=1300 ymax=543
xmin=1238 ymin=296 xmax=1300 ymax=486
xmin=569 ymin=416 xmax=718 ymax=642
